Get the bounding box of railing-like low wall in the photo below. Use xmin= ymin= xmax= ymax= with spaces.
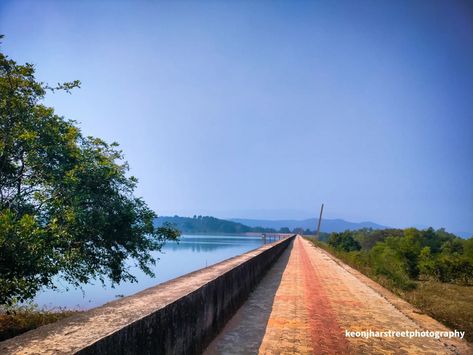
xmin=0 ymin=235 xmax=295 ymax=355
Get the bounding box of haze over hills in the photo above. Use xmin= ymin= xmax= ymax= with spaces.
xmin=155 ymin=216 xmax=472 ymax=237
xmin=230 ymin=218 xmax=388 ymax=233
xmin=155 ymin=215 xmax=389 ymax=234
xmin=232 ymin=219 xmax=471 ymax=238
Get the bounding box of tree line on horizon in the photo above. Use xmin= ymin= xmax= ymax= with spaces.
xmin=154 ymin=215 xmax=319 ymax=235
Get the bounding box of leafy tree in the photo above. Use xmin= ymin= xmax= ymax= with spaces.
xmin=429 ymin=254 xmax=473 ymax=284
xmin=398 ymin=228 xmax=423 ymax=279
xmin=0 ymin=37 xmax=179 ymax=304
xmin=279 ymin=227 xmax=291 ymax=233
xmin=369 ymin=238 xmax=416 ymax=290
xmin=464 ymin=238 xmax=473 ymax=261
xmin=353 ymin=228 xmax=404 ymax=250
xmin=418 ymin=246 xmax=434 ymax=277
xmin=440 ymin=238 xmax=464 ymax=255
xmin=421 ymin=227 xmax=456 ymax=253
xmin=328 ymin=231 xmax=361 ymax=252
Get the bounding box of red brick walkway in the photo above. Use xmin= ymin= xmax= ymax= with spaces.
xmin=298 ymin=236 xmax=349 ymax=354
xmin=205 ymin=236 xmax=471 ymax=354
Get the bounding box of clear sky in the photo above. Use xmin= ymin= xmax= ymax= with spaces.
xmin=1 ymin=0 xmax=472 ymax=235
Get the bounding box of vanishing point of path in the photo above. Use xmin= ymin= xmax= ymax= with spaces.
xmin=205 ymin=236 xmax=472 ymax=355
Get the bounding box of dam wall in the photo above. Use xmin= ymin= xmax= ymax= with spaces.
xmin=0 ymin=235 xmax=294 ymax=355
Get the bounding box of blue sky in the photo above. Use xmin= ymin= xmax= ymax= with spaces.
xmin=1 ymin=0 xmax=472 ymax=235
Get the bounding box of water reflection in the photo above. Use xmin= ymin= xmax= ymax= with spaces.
xmin=34 ymin=235 xmax=263 ymax=309
xmin=168 ymin=236 xmax=259 ymax=252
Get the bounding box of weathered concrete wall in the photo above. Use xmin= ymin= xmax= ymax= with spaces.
xmin=0 ymin=236 xmax=294 ymax=355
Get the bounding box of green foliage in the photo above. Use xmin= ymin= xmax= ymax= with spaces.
xmin=441 ymin=238 xmax=464 ymax=254
xmin=418 ymin=246 xmax=435 ymax=277
xmin=155 ymin=215 xmax=278 ymax=234
xmin=352 ymin=228 xmax=403 ymax=250
xmin=422 ymin=253 xmax=473 ymax=284
xmin=328 ymin=231 xmax=361 ymax=252
xmin=369 ymin=237 xmax=416 ymax=290
xmin=0 ymin=40 xmax=179 ymax=305
xmin=464 ymin=238 xmax=473 ymax=260
xmin=320 ymin=227 xmax=473 ymax=289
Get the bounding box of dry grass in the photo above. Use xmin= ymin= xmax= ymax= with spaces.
xmin=401 ymin=281 xmax=473 ymax=343
xmin=0 ymin=305 xmax=81 ymax=341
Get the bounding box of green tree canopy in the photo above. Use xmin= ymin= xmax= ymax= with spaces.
xmin=0 ymin=37 xmax=179 ymax=305
xmin=328 ymin=231 xmax=361 ymax=252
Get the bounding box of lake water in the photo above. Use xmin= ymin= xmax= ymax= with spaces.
xmin=34 ymin=235 xmax=264 ymax=310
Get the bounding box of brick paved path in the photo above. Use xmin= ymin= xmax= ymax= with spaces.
xmin=205 ymin=236 xmax=471 ymax=354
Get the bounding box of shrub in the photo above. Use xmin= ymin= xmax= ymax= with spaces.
xmin=328 ymin=231 xmax=361 ymax=252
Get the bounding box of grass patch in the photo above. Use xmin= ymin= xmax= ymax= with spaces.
xmin=402 ymin=281 xmax=473 ymax=343
xmin=0 ymin=304 xmax=81 ymax=341
xmin=307 ymin=238 xmax=473 ymax=343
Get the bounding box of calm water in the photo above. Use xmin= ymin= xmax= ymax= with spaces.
xmin=34 ymin=235 xmax=263 ymax=310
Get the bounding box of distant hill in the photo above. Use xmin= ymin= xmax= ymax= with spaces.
xmin=229 ymin=218 xmax=388 ymax=233
xmin=156 ymin=215 xmax=471 ymax=238
xmin=154 ymin=216 xmax=277 ymax=234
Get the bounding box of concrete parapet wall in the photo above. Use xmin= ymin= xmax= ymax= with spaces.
xmin=0 ymin=236 xmax=294 ymax=355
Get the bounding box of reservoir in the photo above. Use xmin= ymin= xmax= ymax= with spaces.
xmin=34 ymin=235 xmax=263 ymax=309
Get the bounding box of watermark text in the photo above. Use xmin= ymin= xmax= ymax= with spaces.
xmin=345 ymin=329 xmax=465 ymax=340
